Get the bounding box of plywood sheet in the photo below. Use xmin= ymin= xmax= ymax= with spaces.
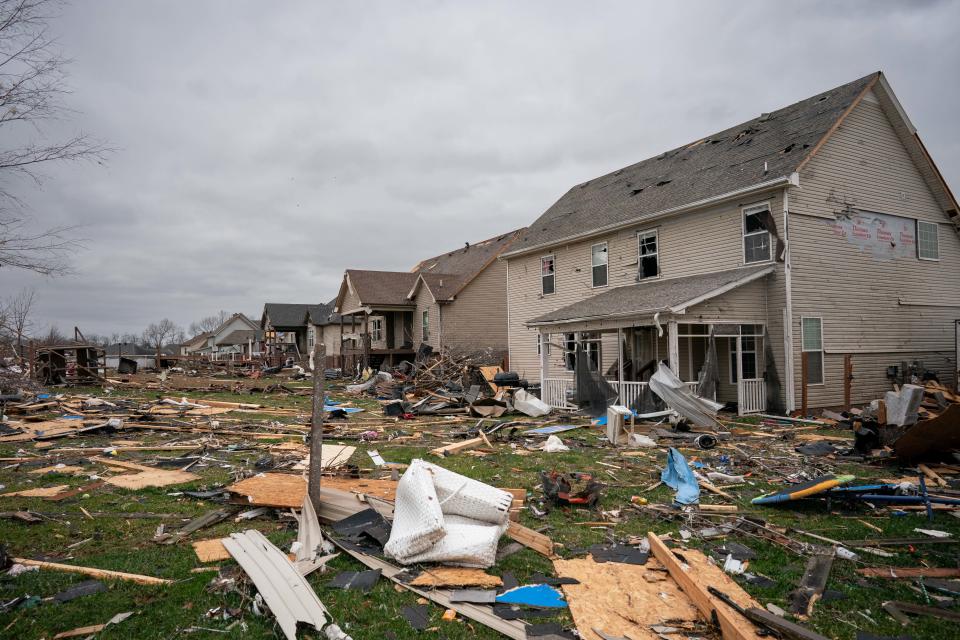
xmin=192 ymin=538 xmax=230 ymax=562
xmin=0 ymin=484 xmax=70 ymax=498
xmin=29 ymin=465 xmax=87 ymax=476
xmin=227 ymin=474 xmax=398 ymax=508
xmin=0 ymin=419 xmax=79 ymax=442
xmin=554 ymin=557 xmax=699 ymax=640
xmin=410 ymin=567 xmax=503 ymax=588
xmin=105 ymin=469 xmax=199 ymax=490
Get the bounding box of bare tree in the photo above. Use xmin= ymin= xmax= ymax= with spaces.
xmin=142 ymin=318 xmax=180 ymax=368
xmin=0 ymin=0 xmax=109 ymax=275
xmin=188 ymin=310 xmax=230 ymax=336
xmin=2 ymin=286 xmax=34 ymax=359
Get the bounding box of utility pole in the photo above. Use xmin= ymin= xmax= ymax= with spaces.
xmin=307 ymin=342 xmax=326 ymax=513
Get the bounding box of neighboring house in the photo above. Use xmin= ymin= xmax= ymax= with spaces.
xmin=181 ymin=332 xmax=211 ymax=356
xmin=213 ymin=329 xmax=265 ymax=361
xmin=260 ymin=303 xmax=315 ymax=363
xmin=503 ymin=72 xmax=958 ymax=414
xmin=334 ymin=229 xmax=524 ymax=369
xmin=306 ymin=301 xmax=342 ymax=366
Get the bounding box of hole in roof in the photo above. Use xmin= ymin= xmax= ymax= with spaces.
xmin=782 ymin=143 xmax=796 ymax=153
xmin=656 ymin=180 xmax=671 ymax=187
xmin=630 ymin=188 xmax=644 ymax=196
xmin=818 ymin=94 xmax=829 ymax=102
xmin=710 ymin=138 xmax=723 ymax=144
xmin=579 ymin=180 xmax=591 ymax=189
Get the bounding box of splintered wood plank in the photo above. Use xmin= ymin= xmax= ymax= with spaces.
xmin=857 ymin=567 xmax=960 ymax=579
xmin=788 ymin=552 xmax=834 ymax=619
xmin=14 ymin=557 xmax=171 ymax=585
xmin=409 ymin=567 xmax=503 ymax=588
xmin=53 ymin=623 xmax=106 ymax=639
xmin=506 ymin=521 xmax=554 ymax=557
xmin=647 ymin=533 xmax=765 ymax=640
xmin=228 ymin=473 xmax=307 ymax=508
xmin=192 ymin=538 xmax=231 ymax=562
xmin=554 ymin=557 xmax=699 ymax=640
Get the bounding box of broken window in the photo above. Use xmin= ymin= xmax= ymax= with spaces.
xmin=370 ymin=318 xmax=383 ymax=342
xmin=801 ymin=317 xmax=824 ymax=385
xmin=591 ymin=242 xmax=608 ymax=287
xmin=637 ymin=230 xmax=659 ymax=279
xmin=580 ymin=332 xmax=601 ymax=371
xmin=743 ymin=205 xmax=772 ymax=263
xmin=729 ymin=336 xmax=758 ymax=382
xmin=541 ymin=255 xmax=555 ymax=295
xmin=564 ymin=333 xmax=576 ymax=370
xmin=421 ymin=311 xmax=429 ymax=342
xmin=917 ymin=221 xmax=940 ymax=260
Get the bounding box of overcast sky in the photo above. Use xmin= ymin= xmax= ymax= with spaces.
xmin=2 ymin=0 xmax=959 ymax=338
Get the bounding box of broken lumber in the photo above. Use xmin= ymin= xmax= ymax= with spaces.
xmin=787 ymin=551 xmax=834 ymax=619
xmin=647 ymin=532 xmax=765 ymax=640
xmin=506 ymin=521 xmax=554 ymax=557
xmin=856 ymin=566 xmax=960 ymax=579
xmin=429 ymin=437 xmax=485 ymax=457
xmin=13 ymin=558 xmax=171 ymax=585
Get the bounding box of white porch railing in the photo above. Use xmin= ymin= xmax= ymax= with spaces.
xmin=543 ymin=378 xmax=702 ymax=410
xmin=542 ymin=378 xmax=576 ymax=409
xmin=738 ymin=378 xmax=766 ymax=415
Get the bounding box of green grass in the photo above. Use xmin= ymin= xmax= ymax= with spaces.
xmin=1 ymin=383 xmax=959 ymax=639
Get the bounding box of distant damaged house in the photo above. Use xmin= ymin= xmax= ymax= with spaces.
xmin=335 ymin=229 xmax=524 ymax=369
xmin=504 ymin=72 xmax=959 ymax=414
xmin=306 ymin=301 xmax=342 ymax=367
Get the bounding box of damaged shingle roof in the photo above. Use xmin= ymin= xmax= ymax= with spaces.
xmin=217 ymin=329 xmax=264 ymax=345
xmin=410 ymin=228 xmax=524 ymax=299
xmin=263 ymin=303 xmax=313 ymax=327
xmin=307 ymin=300 xmax=341 ymax=326
xmin=527 ymin=265 xmax=774 ymax=325
xmin=346 ymin=270 xmax=420 ymax=307
xmin=509 ymin=73 xmax=878 ymax=255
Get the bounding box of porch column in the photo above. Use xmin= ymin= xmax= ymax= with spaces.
xmin=617 ymin=327 xmax=625 ymax=401
xmin=539 ymin=331 xmax=549 ymax=384
xmin=667 ymin=320 xmax=679 ymax=375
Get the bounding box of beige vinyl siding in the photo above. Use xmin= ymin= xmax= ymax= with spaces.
xmin=413 ymin=286 xmax=440 ymax=350
xmin=508 ymin=193 xmax=783 ymax=382
xmin=789 ymin=93 xmax=960 ymax=407
xmin=320 ymin=324 xmax=341 ymax=356
xmin=439 ymin=259 xmax=510 ymax=357
xmin=339 ymin=285 xmax=362 ymax=314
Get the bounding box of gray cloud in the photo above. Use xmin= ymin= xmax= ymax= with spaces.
xmin=1 ymin=0 xmax=958 ymax=336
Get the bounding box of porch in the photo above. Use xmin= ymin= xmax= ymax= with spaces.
xmin=338 ymin=307 xmax=417 ymax=370
xmin=537 ymin=323 xmax=768 ymax=415
xmin=526 ymin=265 xmax=778 ymax=416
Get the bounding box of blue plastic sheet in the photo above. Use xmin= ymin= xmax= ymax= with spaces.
xmin=494 ymin=584 xmax=567 ymax=608
xmin=660 ymin=447 xmax=700 ymax=505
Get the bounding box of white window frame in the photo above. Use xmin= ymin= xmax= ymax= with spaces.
xmin=421 ymin=310 xmax=429 ymax=341
xmin=370 ymin=317 xmax=383 ymax=342
xmin=917 ymin=220 xmax=940 ymax=261
xmin=800 ymin=316 xmax=824 ymax=386
xmin=537 ymin=333 xmax=551 ymax=356
xmin=541 ymin=255 xmax=556 ymax=296
xmin=742 ymin=202 xmax=773 ymax=265
xmin=590 ymin=242 xmax=608 ymax=288
xmin=564 ymin=333 xmax=576 ymax=371
xmin=580 ymin=332 xmax=602 ymax=371
xmin=728 ymin=335 xmax=758 ymax=384
xmin=637 ymin=229 xmax=660 ymax=280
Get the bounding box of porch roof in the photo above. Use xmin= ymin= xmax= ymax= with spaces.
xmin=526 ymin=264 xmax=774 ymax=327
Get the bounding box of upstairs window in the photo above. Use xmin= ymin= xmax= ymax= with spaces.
xmin=801 ymin=317 xmax=824 ymax=385
xmin=541 ymin=255 xmax=556 ymax=295
xmin=591 ymin=243 xmax=608 ymax=287
xmin=917 ymin=221 xmax=939 ymax=260
xmin=421 ymin=311 xmax=429 ymax=341
xmin=370 ymin=318 xmax=383 ymax=342
xmin=743 ymin=205 xmax=772 ymax=263
xmin=638 ymin=230 xmax=659 ymax=279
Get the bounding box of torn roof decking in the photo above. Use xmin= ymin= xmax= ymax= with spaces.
xmin=526 ymin=264 xmax=774 ymax=327
xmin=506 ymin=73 xmax=882 ymax=256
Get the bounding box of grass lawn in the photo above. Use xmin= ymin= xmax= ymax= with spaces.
xmin=1 ymin=379 xmax=958 ymax=639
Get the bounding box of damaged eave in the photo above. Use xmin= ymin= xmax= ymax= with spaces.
xmin=502 ymin=174 xmax=796 ymax=261
xmin=668 ymin=265 xmax=776 ymax=313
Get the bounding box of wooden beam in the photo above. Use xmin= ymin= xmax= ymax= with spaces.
xmin=857 ymin=567 xmax=960 ymax=579
xmin=14 ymin=558 xmax=171 ymax=585
xmin=843 ymin=354 xmax=853 ymax=411
xmin=506 ymin=521 xmax=554 ymax=557
xmin=647 ymin=533 xmax=762 ymax=640
xmin=429 ymin=437 xmax=485 ymax=457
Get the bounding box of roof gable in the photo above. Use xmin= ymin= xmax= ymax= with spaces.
xmin=507 ymin=73 xmax=881 ymax=256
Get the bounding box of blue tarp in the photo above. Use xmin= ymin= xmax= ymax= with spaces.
xmin=324 ymin=406 xmax=363 ymax=414
xmin=660 ymin=447 xmax=700 ymax=505
xmin=494 ymin=584 xmax=567 ymax=608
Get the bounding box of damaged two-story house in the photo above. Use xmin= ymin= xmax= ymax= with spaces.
xmin=503 ymin=72 xmax=959 ymax=414
xmin=334 ymin=229 xmax=524 ymax=370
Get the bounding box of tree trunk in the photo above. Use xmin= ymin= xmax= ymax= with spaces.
xmin=307 ymin=342 xmax=326 ymax=512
